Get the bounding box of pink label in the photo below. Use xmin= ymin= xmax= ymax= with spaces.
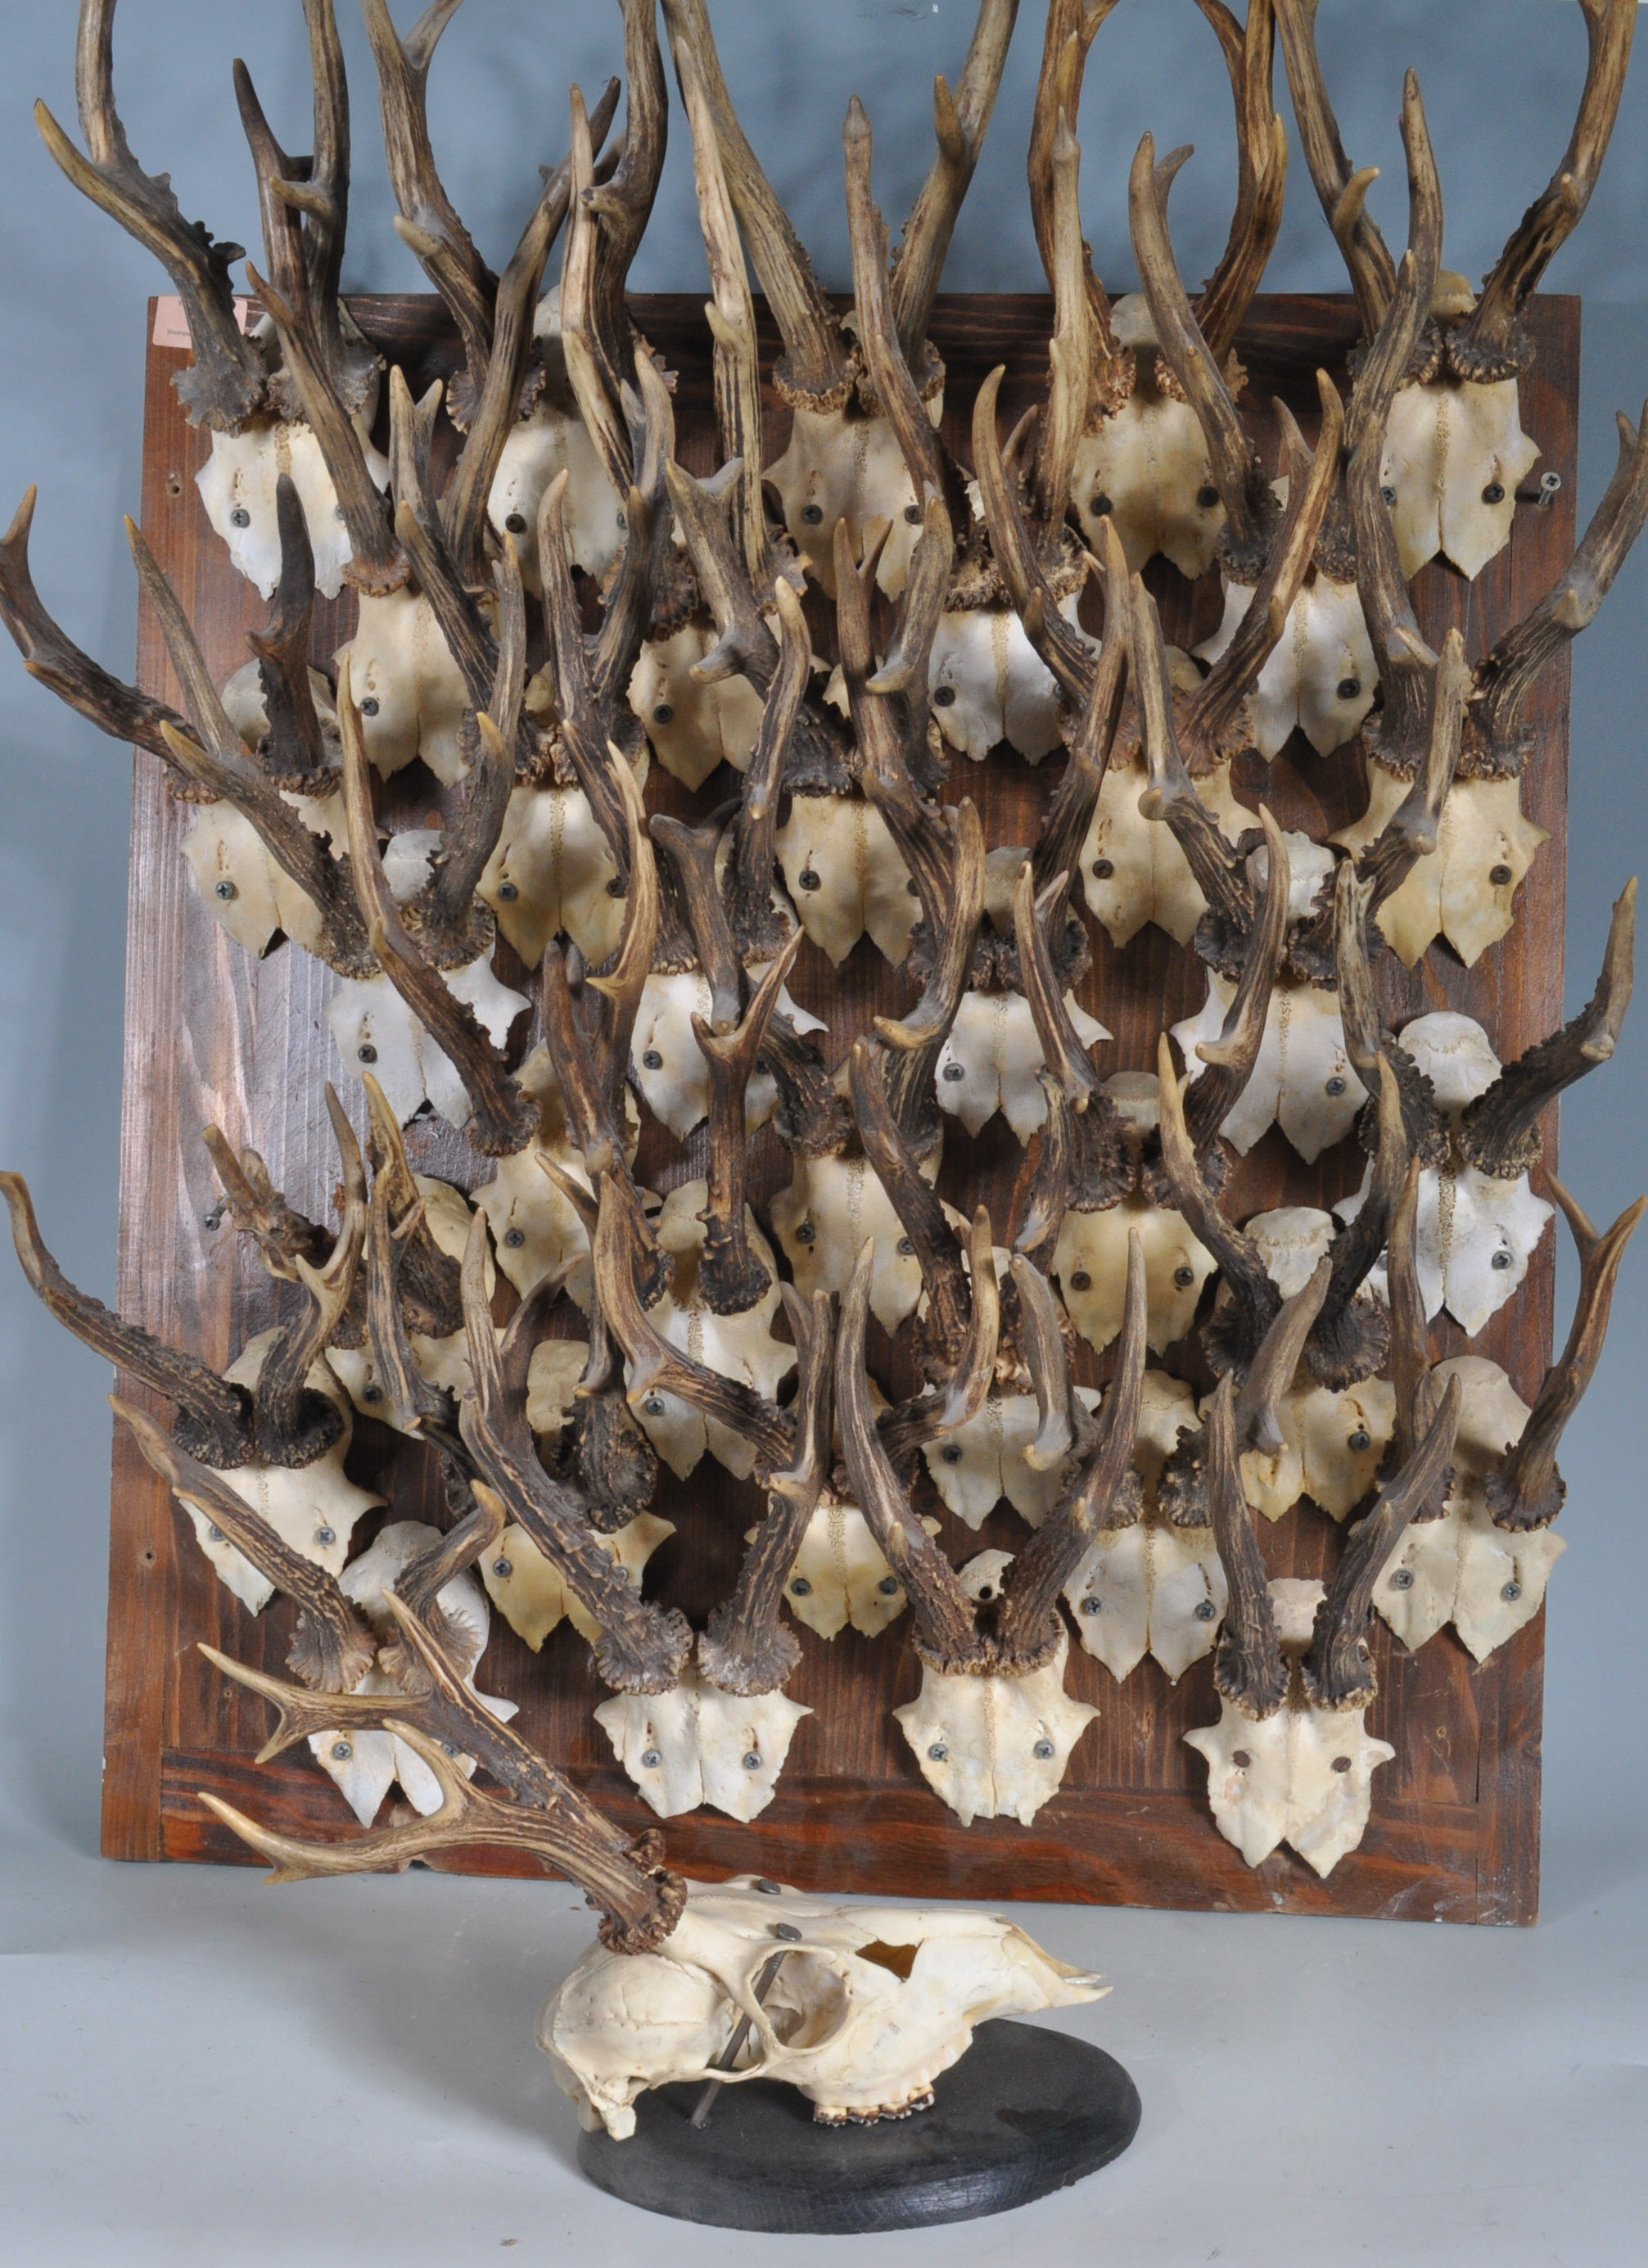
xmin=151 ymin=295 xmax=254 ymax=350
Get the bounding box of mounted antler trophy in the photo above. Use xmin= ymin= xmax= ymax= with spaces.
xmin=2 ymin=0 xmax=1640 ymax=2236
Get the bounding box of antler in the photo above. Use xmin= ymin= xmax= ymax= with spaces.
xmin=1300 ymin=1374 xmax=1461 ymax=1709
xmin=1205 ymin=1373 xmax=1287 ymax=1717
xmin=1457 ymin=880 xmax=1635 ymax=1179
xmin=1155 ymin=1029 xmax=1280 ymax=1370
xmin=1189 ymin=0 xmax=1287 ymax=365
xmin=1484 ymin=1174 xmax=1646 ymax=1531
xmin=1273 ymin=0 xmax=1396 ymax=336
xmin=1028 ymin=2 xmax=1131 ymax=422
xmin=1449 ymin=0 xmax=1637 ymax=382
xmin=887 ymin=0 xmax=1020 ymax=371
xmin=36 ymin=0 xmax=268 ymax=429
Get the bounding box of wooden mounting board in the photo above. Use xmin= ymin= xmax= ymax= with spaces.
xmin=103 ymin=291 xmax=1576 ymax=1923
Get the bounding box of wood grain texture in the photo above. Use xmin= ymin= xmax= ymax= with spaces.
xmin=105 ymin=292 xmax=1577 ymax=1924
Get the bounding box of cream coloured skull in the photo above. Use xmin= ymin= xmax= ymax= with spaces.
xmin=1079 ymin=748 xmax=1249 ymax=949
xmin=1174 ymin=973 xmax=1364 ymax=1163
xmin=627 ymin=623 xmax=763 ymax=791
xmin=540 ymin=1874 xmax=1106 ymax=2138
xmin=479 ymin=775 xmax=637 ymax=971
xmin=197 ymin=409 xmax=389 ymax=600
xmin=895 ymin=1602 xmax=1098 ymax=1828
xmin=1381 ymin=376 xmax=1539 ymax=580
xmin=594 ymin=1665 xmax=811 ymax=1822
xmin=921 ymin=1387 xmax=1103 ymax=1531
xmin=336 ymin=590 xmax=473 ymax=785
xmin=779 ymin=1498 xmax=929 ymax=1640
xmin=324 ymin=951 xmax=529 ymax=1130
xmin=1054 ymin=1191 xmax=1217 ymax=1358
xmin=1185 ymin=1576 xmax=1393 ymax=1877
xmin=1195 ymin=572 xmax=1375 ymax=759
xmin=771 ymin=1151 xmax=933 ymax=1333
xmin=765 ymin=396 xmax=931 ymax=600
xmin=485 ymin=288 xmax=625 ymax=589
xmin=630 ymin=969 xmax=824 ymax=1141
xmin=936 ymin=988 xmax=1110 ymax=1142
xmin=481 ymin=1510 xmax=675 ymax=1653
xmin=1332 ymin=770 xmax=1548 ymax=969
xmin=1373 ymin=1355 xmax=1564 ymax=1663
xmin=928 ymin=596 xmax=1092 ymax=765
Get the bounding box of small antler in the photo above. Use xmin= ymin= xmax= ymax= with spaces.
xmin=1190 ymin=0 xmax=1288 ymax=365
xmin=1205 ymin=1373 xmax=1288 ymax=1718
xmin=1274 ymin=0 xmax=1397 ymax=336
xmin=1485 ymin=1175 xmax=1646 ymax=1531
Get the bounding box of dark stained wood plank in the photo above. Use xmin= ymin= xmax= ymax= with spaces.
xmin=106 ymin=293 xmax=1576 ymax=1924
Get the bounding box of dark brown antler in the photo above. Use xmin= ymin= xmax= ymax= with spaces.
xmin=1155 ymin=1029 xmax=1280 ymax=1370
xmin=36 ymin=0 xmax=268 ymax=429
xmin=1332 ymin=861 xmax=1446 ymax=1165
xmin=887 ymin=0 xmax=1020 ymax=370
xmin=1448 ymin=0 xmax=1636 ymax=382
xmin=1457 ymin=879 xmax=1635 ymax=1179
xmin=1468 ymin=404 xmax=1648 ymax=777
xmin=1028 ymin=2 xmax=1131 ymax=423
xmin=700 ymin=1286 xmax=835 ymax=1696
xmin=1305 ymin=1055 xmax=1402 ymax=1389
xmin=995 ymin=1230 xmax=1147 ymax=1665
xmin=1127 ymin=132 xmax=1280 ymax=582
xmin=694 ymin=933 xmax=804 ymax=1315
xmin=1189 ymin=0 xmax=1287 ymax=365
xmin=1131 ymin=576 xmax=1249 ymax=932
xmin=836 ymin=1239 xmax=989 ymax=1672
xmin=245 ymin=475 xmax=332 ymax=788
xmin=1355 ymin=629 xmax=1467 ymax=915
xmin=1274 ymin=0 xmax=1397 ymax=336
xmin=1484 ymin=1175 xmax=1646 ymax=1532
xmin=1180 ymin=806 xmax=1290 ymax=1154
xmin=1205 ymin=1372 xmax=1288 ymax=1717
xmin=1300 ymin=1373 xmax=1461 ymax=1709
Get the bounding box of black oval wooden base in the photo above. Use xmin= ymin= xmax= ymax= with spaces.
xmin=575 ymin=2019 xmax=1141 ymax=2234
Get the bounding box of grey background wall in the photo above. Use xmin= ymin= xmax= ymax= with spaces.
xmin=0 ymin=9 xmax=1644 ymax=2259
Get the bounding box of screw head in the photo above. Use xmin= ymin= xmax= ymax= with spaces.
xmin=941 ymin=1062 xmax=965 ymax=1082
xmin=752 ymin=1877 xmax=782 ymax=1895
xmin=1540 ymin=469 xmax=1564 ymax=495
xmin=639 ymin=1747 xmax=662 ymax=1769
xmin=795 ymin=1221 xmax=815 ymax=1245
xmin=878 ymin=1576 xmax=899 ymax=1596
xmin=790 ymin=1576 xmax=812 ymax=1596
xmin=932 ymin=684 xmax=957 ymax=707
xmin=1089 ymin=492 xmax=1113 ymax=518
xmin=1331 ymin=1755 xmax=1352 ymax=1773
xmin=1325 ymin=1075 xmax=1347 ymax=1096
xmin=643 ymin=1394 xmax=666 ymax=1416
xmin=927 ymin=1742 xmax=948 ymax=1763
xmin=503 ymin=1227 xmax=525 ymax=1249
xmin=1489 ymin=863 xmax=1513 ymax=886
xmin=1069 ymin=1269 xmax=1091 ymax=1292
xmin=1491 ymin=1249 xmax=1513 ymax=1271
xmin=1173 ymin=1263 xmax=1196 ymax=1289
xmin=1501 ymin=1579 xmax=1523 ymax=1602
xmin=801 ymin=503 xmax=824 ymax=526
xmin=798 ymin=868 xmax=821 ymax=891
xmin=360 ymin=696 xmax=380 ymax=716
xmin=641 ymin=1048 xmax=664 ymax=1070
xmin=362 ymin=1383 xmax=383 ymax=1403
xmin=1348 ymin=1427 xmax=1371 ymax=1453
xmin=206 ymin=1525 xmax=226 ymax=1543
xmin=941 ymin=1443 xmax=964 ymax=1465
xmin=498 ymin=880 xmax=518 ymax=901
xmin=504 ymin=511 xmax=527 ymax=534
xmin=1481 ymin=481 xmax=1505 ymax=505
xmin=230 ymin=506 xmax=251 ymax=528
xmin=357 ymin=1044 xmax=377 ymax=1064
xmin=742 ymin=1751 xmax=762 ymax=1772
xmin=1090 ymin=856 xmax=1114 ymax=879
xmin=1337 ymin=678 xmax=1361 ymax=702
xmin=896 ymin=1236 xmax=915 ymax=1255
xmin=904 ymin=504 xmax=922 ymax=525
xmin=1081 ymin=1597 xmax=1101 ymax=1615
xmin=314 ymin=1526 xmax=336 ymax=1547
xmin=1230 ymin=1748 xmax=1252 ymax=1769
xmin=492 ymin=1557 xmax=512 ymax=1579
xmin=774 ymin=1921 xmax=803 ymax=1940
xmin=1032 ymin=1737 xmax=1055 ymax=1760
xmin=652 ymin=703 xmax=674 ymax=725
xmin=1195 ymin=483 xmax=1220 ymax=510
xmin=1194 ymin=1598 xmax=1218 ymax=1622
xmin=1380 ymin=483 xmax=1397 ymax=507
xmin=214 ymin=879 xmax=237 ymax=901
xmin=331 ymin=1741 xmax=352 ymax=1762
xmin=1389 ymin=1566 xmax=1415 ymax=1592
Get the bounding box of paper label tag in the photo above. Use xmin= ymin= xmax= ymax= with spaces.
xmin=151 ymin=295 xmax=254 ymax=350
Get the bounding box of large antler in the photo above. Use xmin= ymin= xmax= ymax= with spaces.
xmin=1274 ymin=0 xmax=1396 ymax=336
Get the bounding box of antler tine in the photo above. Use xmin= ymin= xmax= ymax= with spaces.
xmin=1474 ymin=403 xmax=1648 ymax=771
xmin=1486 ymin=1175 xmax=1646 ymax=1531
xmin=887 ymin=0 xmax=1020 ymax=369
xmin=0 ymin=486 xmax=196 ymax=776
xmin=1029 ymin=3 xmax=1129 ymax=406
xmin=848 ymin=1037 xmax=973 ymax=1360
xmin=874 ymin=797 xmax=987 ymax=1150
xmin=1302 ymin=1373 xmax=1461 ymax=1710
xmin=702 ymin=1288 xmax=836 ymax=1696
xmin=362 ymin=0 xmax=494 ymax=382
xmin=837 ymin=1239 xmax=987 ymax=1669
xmin=1187 ymin=372 xmax=1343 ymax=756
xmin=1206 ymin=1371 xmax=1288 ymax=1717
xmin=1183 ymin=806 xmax=1289 ymax=1153
xmin=1131 ymin=576 xmax=1250 ymax=930
xmin=1028 ymin=106 xmax=1092 ymax=533
xmin=1235 ymin=1253 xmax=1330 ymax=1457
xmin=0 ymin=1172 xmax=251 ymax=1466
xmin=250 ymin=1200 xmax=365 ymax=1467
xmin=199 ymin=1127 xmax=331 ymax=1285
xmin=1190 ymin=0 xmax=1287 ymax=365
xmin=1013 ymin=1074 xmax=1073 ymax=1273
xmin=663 ymin=459 xmax=783 ymax=693
xmin=1127 ymin=132 xmax=1279 ymax=583
xmin=458 ymin=1207 xmax=692 ymax=1691
xmin=1033 ymin=522 xmax=1130 ymax=890
xmin=34 ymin=0 xmax=266 ymax=430
xmin=728 ymin=578 xmax=810 ymax=956
xmin=201 ymin=1709 xmax=687 ymax=1951
xmin=1346 ymin=76 xmax=1443 ymax=766
xmin=579 ymin=0 xmax=669 ymax=403
xmin=1385 ymin=1156 xmax=1439 ymax=1479
xmin=337 ymin=652 xmax=534 ymax=1155
xmin=590 ymin=349 xmax=678 ymax=716
xmin=560 ymin=87 xmax=634 ymax=497
xmin=1305 ymin=1055 xmax=1402 ymax=1389
xmin=420 ymin=707 xmax=515 ymax=956
xmin=997 ymin=1229 xmax=1147 ymax=1662
xmin=1274 ymin=0 xmax=1395 ymax=337
xmin=440 ymin=89 xmax=621 ymax=588
xmin=592 ymin=1172 xmax=793 ymax=1483
xmin=1452 ymin=0 xmax=1637 ymax=382
xmin=131 ymin=522 xmax=372 ymax=973
xmin=1013 ymin=861 xmax=1105 ymax=1110
xmin=586 ymin=755 xmax=659 ymax=1128
xmin=535 ymin=473 xmax=636 ymax=873
xmin=869 ymin=489 xmax=956 ymax=701
xmin=693 ymin=933 xmax=804 ymax=1316
xmin=197 ymin=1642 xmax=418 ymax=1765
xmin=1009 ymin=1249 xmax=1090 ymax=1472
xmin=112 ymin=1394 xmax=376 ymax=1693
xmin=1156 ymin=1030 xmax=1280 ymax=1366
xmin=970 ymin=366 xmax=1099 ymax=704
xmin=843 ymin=98 xmax=946 ymax=504
xmin=660 ymin=0 xmax=851 ymax=408
xmin=362 ymin=1165 xmax=458 ymax=1444
xmin=245 ymin=475 xmax=328 ymax=787
xmin=1459 ymin=879 xmax=1636 ymax=1180
xmin=651 ymin=811 xmax=742 ymax=1032
xmin=1357 ymin=627 xmax=1466 ymax=916
xmin=885 ymin=1204 xmax=1002 ymax=1470
xmin=1331 ymin=861 xmax=1441 ymax=1163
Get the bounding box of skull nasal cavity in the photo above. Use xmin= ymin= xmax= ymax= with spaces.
xmin=856 ymin=1938 xmax=920 ymax=1980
